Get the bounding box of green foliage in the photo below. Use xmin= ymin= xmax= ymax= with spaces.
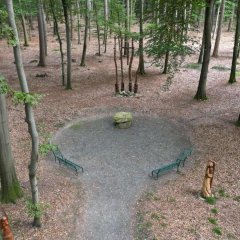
xmin=208 ymin=217 xmax=218 ymax=225
xmin=212 ymin=226 xmax=222 ymax=236
xmin=0 ymin=74 xmax=10 ymax=94
xmin=39 ymin=143 xmax=57 ymax=156
xmin=211 ymin=208 xmax=219 ymax=214
xmin=218 ymin=188 xmax=230 ymax=198
xmin=13 ymin=91 xmax=42 ymax=106
xmin=205 ymin=196 xmax=216 ymax=205
xmin=0 ymin=8 xmax=17 ymax=46
xmin=26 ymin=198 xmax=49 ymax=218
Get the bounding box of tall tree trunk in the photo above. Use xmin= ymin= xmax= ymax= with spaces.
xmin=138 ymin=0 xmax=145 ymax=74
xmin=212 ymin=4 xmax=219 ymax=39
xmin=42 ymin=9 xmax=47 ymax=56
xmin=0 ymin=92 xmax=22 ymax=203
xmin=195 ymin=0 xmax=214 ymax=100
xmin=93 ymin=2 xmax=101 ymax=56
xmin=37 ymin=1 xmax=46 ymax=66
xmin=77 ymin=0 xmax=81 ymax=45
xmin=212 ymin=0 xmax=225 ymax=57
xmin=229 ymin=0 xmax=240 ymax=84
xmin=5 ymin=0 xmax=41 ymax=227
xmin=228 ymin=5 xmax=235 ymax=32
xmin=80 ymin=0 xmax=90 ymax=66
xmin=18 ymin=0 xmax=29 ymax=47
xmin=62 ymin=0 xmax=72 ymax=89
xmin=103 ymin=0 xmax=108 ymax=53
xmin=50 ymin=0 xmax=65 ymax=86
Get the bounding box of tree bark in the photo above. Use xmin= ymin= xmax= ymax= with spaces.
xmin=37 ymin=1 xmax=46 ymax=66
xmin=0 ymin=93 xmax=22 ymax=203
xmin=5 ymin=0 xmax=41 ymax=227
xmin=50 ymin=0 xmax=65 ymax=86
xmin=212 ymin=0 xmax=225 ymax=57
xmin=103 ymin=0 xmax=108 ymax=53
xmin=80 ymin=0 xmax=90 ymax=66
xmin=138 ymin=0 xmax=145 ymax=74
xmin=62 ymin=0 xmax=72 ymax=89
xmin=195 ymin=0 xmax=214 ymax=100
xmin=229 ymin=0 xmax=240 ymax=84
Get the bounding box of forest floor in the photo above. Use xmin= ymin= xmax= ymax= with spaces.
xmin=0 ymin=25 xmax=240 ymax=240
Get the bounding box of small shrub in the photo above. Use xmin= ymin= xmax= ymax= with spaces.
xmin=218 ymin=188 xmax=229 ymax=198
xmin=205 ymin=196 xmax=216 ymax=205
xmin=212 ymin=226 xmax=222 ymax=236
xmin=208 ymin=217 xmax=217 ymax=225
xmin=26 ymin=198 xmax=49 ymax=218
xmin=211 ymin=208 xmax=219 ymax=214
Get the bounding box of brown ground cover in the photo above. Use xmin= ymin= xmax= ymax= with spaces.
xmin=0 ymin=25 xmax=239 ymax=239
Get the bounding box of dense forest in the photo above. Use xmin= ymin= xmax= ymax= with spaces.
xmin=0 ymin=0 xmax=240 ymax=239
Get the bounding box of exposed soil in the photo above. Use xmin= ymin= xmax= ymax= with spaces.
xmin=0 ymin=24 xmax=239 ymax=240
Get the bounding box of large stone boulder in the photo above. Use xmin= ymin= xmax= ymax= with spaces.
xmin=113 ymin=112 xmax=133 ymax=129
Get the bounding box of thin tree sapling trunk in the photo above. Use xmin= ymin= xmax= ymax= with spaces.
xmin=62 ymin=0 xmax=72 ymax=89
xmin=212 ymin=0 xmax=225 ymax=57
xmin=138 ymin=0 xmax=145 ymax=74
xmin=5 ymin=0 xmax=41 ymax=227
xmin=80 ymin=0 xmax=89 ymax=66
xmin=128 ymin=38 xmax=134 ymax=92
xmin=114 ymin=37 xmax=119 ymax=93
xmin=50 ymin=0 xmax=65 ymax=86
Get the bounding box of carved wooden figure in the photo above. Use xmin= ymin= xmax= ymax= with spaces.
xmin=0 ymin=211 xmax=14 ymax=240
xmin=201 ymin=160 xmax=216 ymax=198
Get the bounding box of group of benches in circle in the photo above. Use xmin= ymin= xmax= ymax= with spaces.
xmin=52 ymin=147 xmax=192 ymax=178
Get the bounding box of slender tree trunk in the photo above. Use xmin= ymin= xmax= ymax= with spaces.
xmin=229 ymin=0 xmax=240 ymax=84
xmin=228 ymin=5 xmax=235 ymax=32
xmin=138 ymin=0 xmax=145 ymax=74
xmin=163 ymin=51 xmax=169 ymax=74
xmin=212 ymin=4 xmax=219 ymax=39
xmin=42 ymin=9 xmax=47 ymax=56
xmin=50 ymin=0 xmax=65 ymax=86
xmin=0 ymin=93 xmax=22 ymax=203
xmin=5 ymin=0 xmax=41 ymax=227
xmin=93 ymin=2 xmax=101 ymax=56
xmin=77 ymin=0 xmax=81 ymax=45
xmin=21 ymin=15 xmax=29 ymax=47
xmin=37 ymin=1 xmax=46 ymax=66
xmin=103 ymin=0 xmax=108 ymax=53
xmin=195 ymin=0 xmax=214 ymax=100
xmin=212 ymin=0 xmax=225 ymax=57
xmin=62 ymin=0 xmax=72 ymax=89
xmin=80 ymin=0 xmax=89 ymax=66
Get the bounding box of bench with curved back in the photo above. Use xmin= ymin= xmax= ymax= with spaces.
xmin=151 ymin=148 xmax=192 ymax=179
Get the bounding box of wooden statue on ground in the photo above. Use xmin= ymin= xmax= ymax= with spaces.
xmin=0 ymin=210 xmax=14 ymax=240
xmin=201 ymin=160 xmax=216 ymax=198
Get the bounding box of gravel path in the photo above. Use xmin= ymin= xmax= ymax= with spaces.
xmin=53 ymin=112 xmax=191 ymax=240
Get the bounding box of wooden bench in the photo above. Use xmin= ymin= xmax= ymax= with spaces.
xmin=52 ymin=147 xmax=83 ymax=175
xmin=151 ymin=148 xmax=192 ymax=179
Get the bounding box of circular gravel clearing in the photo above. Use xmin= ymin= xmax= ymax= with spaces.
xmin=53 ymin=112 xmax=191 ymax=240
